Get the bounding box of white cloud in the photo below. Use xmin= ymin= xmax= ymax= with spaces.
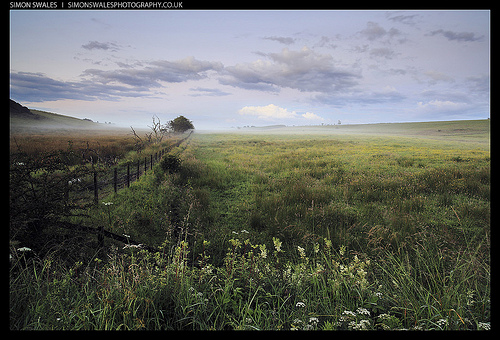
xmin=238 ymin=104 xmax=298 ymax=120
xmin=238 ymin=104 xmax=324 ymax=122
xmin=301 ymin=112 xmax=324 ymax=121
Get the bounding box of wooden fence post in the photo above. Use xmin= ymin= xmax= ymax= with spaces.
xmin=144 ymin=157 xmax=147 ymax=173
xmin=98 ymin=225 xmax=104 ymax=248
xmin=136 ymin=160 xmax=140 ymax=180
xmin=127 ymin=163 xmax=130 ymax=188
xmin=93 ymin=171 xmax=98 ymax=205
xmin=114 ymin=168 xmax=118 ymax=193
xmin=151 ymin=154 xmax=153 ymax=170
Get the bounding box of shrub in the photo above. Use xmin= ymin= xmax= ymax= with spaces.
xmin=160 ymin=154 xmax=182 ymax=173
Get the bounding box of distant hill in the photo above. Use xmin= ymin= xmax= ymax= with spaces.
xmin=9 ymin=99 xmax=40 ymax=120
xmin=10 ymin=99 xmax=99 ymax=132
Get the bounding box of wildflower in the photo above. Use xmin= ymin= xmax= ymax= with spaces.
xmin=339 ymin=245 xmax=346 ymax=256
xmin=296 ymin=302 xmax=306 ymax=308
xmin=259 ymin=244 xmax=267 ymax=259
xmin=17 ymin=247 xmax=32 ymax=252
xmin=123 ymin=244 xmax=143 ymax=249
xmin=466 ymin=290 xmax=475 ymax=306
xmin=272 ymin=237 xmax=282 ymax=252
xmin=68 ymin=178 xmax=81 ymax=185
xmin=313 ymin=243 xmax=319 ymax=254
xmin=240 ymin=229 xmax=249 ymax=234
xmin=123 ymin=234 xmax=131 ymax=238
xmin=342 ymin=310 xmax=356 ymax=317
xmin=436 ymin=318 xmax=448 ymax=328
xmin=478 ymin=322 xmax=491 ymax=330
xmin=297 ymin=246 xmax=306 ymax=258
xmin=102 ymin=201 xmax=113 ymax=206
xmin=309 ymin=317 xmax=319 ymax=325
xmin=358 ymin=319 xmax=371 ymax=330
xmin=378 ymin=313 xmax=390 ymax=321
xmin=356 ymin=307 xmax=370 ymax=316
xmin=324 ymin=238 xmax=332 ymax=248
xmin=229 ymin=238 xmax=241 ymax=248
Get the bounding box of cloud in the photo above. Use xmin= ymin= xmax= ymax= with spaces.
xmin=188 ymin=87 xmax=231 ymax=97
xmin=221 ymin=46 xmax=361 ymax=94
xmin=424 ymin=70 xmax=455 ymax=84
xmin=263 ymin=36 xmax=296 ymax=45
xmin=11 ymin=56 xmax=224 ymax=103
xmin=238 ymin=104 xmax=298 ymax=120
xmin=417 ymin=99 xmax=469 ymax=112
xmin=314 ymin=85 xmax=406 ymax=107
xmin=386 ymin=13 xmax=420 ymax=26
xmin=10 ymin=71 xmax=148 ymax=102
xmin=369 ymin=47 xmax=398 ymax=59
xmin=301 ymin=112 xmax=324 ymax=121
xmin=82 ymin=41 xmax=121 ymax=51
xmin=428 ymin=29 xmax=484 ymax=42
xmin=82 ymin=56 xmax=223 ymax=87
xmin=238 ymin=104 xmax=324 ymax=122
xmin=358 ymin=21 xmax=402 ymax=41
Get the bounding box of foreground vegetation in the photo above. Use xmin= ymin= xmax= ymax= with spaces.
xmin=10 ymin=120 xmax=490 ymax=330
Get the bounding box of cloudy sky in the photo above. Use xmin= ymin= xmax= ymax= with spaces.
xmin=10 ymin=10 xmax=490 ymax=129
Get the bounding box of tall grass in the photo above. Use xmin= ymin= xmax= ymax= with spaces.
xmin=10 ymin=130 xmax=490 ymax=330
xmin=10 ymin=230 xmax=489 ymax=330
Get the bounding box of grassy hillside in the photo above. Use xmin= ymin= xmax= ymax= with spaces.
xmin=234 ymin=119 xmax=490 ymax=147
xmin=9 ymin=100 xmax=121 ymax=134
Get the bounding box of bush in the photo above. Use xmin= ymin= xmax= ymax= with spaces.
xmin=160 ymin=154 xmax=182 ymax=173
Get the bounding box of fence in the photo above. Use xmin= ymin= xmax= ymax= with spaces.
xmin=68 ymin=131 xmax=193 ymax=205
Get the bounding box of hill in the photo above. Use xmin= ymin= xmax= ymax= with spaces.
xmin=231 ymin=119 xmax=490 ymax=147
xmin=10 ymin=99 xmax=100 ymax=132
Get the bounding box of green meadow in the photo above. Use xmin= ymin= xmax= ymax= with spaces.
xmin=10 ymin=120 xmax=490 ymax=330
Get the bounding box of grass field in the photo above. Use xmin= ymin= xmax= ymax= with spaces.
xmin=10 ymin=120 xmax=490 ymax=330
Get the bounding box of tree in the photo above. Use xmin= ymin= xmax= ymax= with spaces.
xmin=166 ymin=115 xmax=195 ymax=134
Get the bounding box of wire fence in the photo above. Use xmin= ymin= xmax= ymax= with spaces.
xmin=67 ymin=131 xmax=193 ymax=205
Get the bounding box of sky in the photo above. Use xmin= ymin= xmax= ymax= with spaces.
xmin=10 ymin=9 xmax=490 ymax=129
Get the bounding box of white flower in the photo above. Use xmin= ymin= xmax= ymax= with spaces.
xmin=259 ymin=244 xmax=267 ymax=259
xmin=478 ymin=322 xmax=491 ymax=330
xmin=342 ymin=310 xmax=356 ymax=317
xmin=313 ymin=243 xmax=319 ymax=254
xmin=436 ymin=318 xmax=448 ymax=327
xmin=309 ymin=317 xmax=319 ymax=325
xmin=240 ymin=229 xmax=249 ymax=234
xmin=296 ymin=302 xmax=306 ymax=308
xmin=102 ymin=201 xmax=113 ymax=206
xmin=297 ymin=246 xmax=306 ymax=258
xmin=17 ymin=247 xmax=32 ymax=252
xmin=123 ymin=244 xmax=143 ymax=249
xmin=358 ymin=319 xmax=371 ymax=330
xmin=378 ymin=313 xmax=390 ymax=320
xmin=356 ymin=307 xmax=370 ymax=316
xmin=272 ymin=237 xmax=282 ymax=252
